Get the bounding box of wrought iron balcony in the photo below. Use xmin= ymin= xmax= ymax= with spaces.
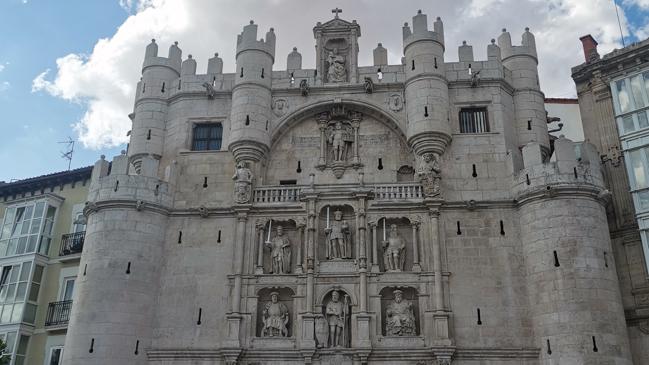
xmin=59 ymin=231 xmax=85 ymax=256
xmin=45 ymin=300 xmax=72 ymax=328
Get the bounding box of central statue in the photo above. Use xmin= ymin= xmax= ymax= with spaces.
xmin=325 ymin=210 xmax=351 ymax=259
xmin=262 ymin=291 xmax=289 ymax=337
xmin=385 ymin=289 xmax=416 ymax=336
xmin=325 ymin=290 xmax=349 ymax=347
xmin=326 ymin=48 xmax=347 ymax=83
xmin=266 ymin=225 xmax=292 ymax=274
xmin=382 ymin=224 xmax=406 ymax=271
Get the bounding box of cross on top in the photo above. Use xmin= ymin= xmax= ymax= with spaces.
xmin=331 ymin=7 xmax=342 ymax=18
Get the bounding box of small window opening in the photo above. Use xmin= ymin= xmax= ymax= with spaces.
xmin=261 ymin=68 xmax=265 ymax=78
xmin=178 ymin=80 xmax=182 ymax=90
xmin=434 ymin=57 xmax=438 ymax=69
xmin=126 ymin=262 xmax=131 ymax=274
xmin=135 ymin=340 xmax=140 ymax=355
xmin=456 ymin=221 xmax=462 ymax=235
xmin=377 ymin=158 xmax=384 ymax=170
xmin=296 ymin=161 xmax=302 ymax=173
xmin=592 ymin=336 xmax=598 ymax=352
xmin=240 ymin=67 xmax=244 ymax=77
xmin=573 ymin=167 xmax=578 ymax=179
xmin=89 ymin=338 xmax=94 ymax=353
xmin=547 ymin=339 xmax=552 ymax=355
xmin=265 ymin=120 xmax=269 ymax=130
xmin=424 ymin=106 xmax=429 ymax=117
xmin=245 ymin=115 xmax=250 ymax=126
xmin=472 ymin=164 xmax=478 ymax=177
xmin=192 ymin=123 xmax=223 ymax=151
xmin=203 ymin=177 xmax=208 ymax=188
xmin=83 ymin=264 xmax=87 ymax=276
xmin=114 ymin=180 xmax=119 ymax=192
xmin=197 ymin=308 xmax=202 ymax=325
xmin=476 ymin=308 xmax=482 ymax=325
xmin=553 ymin=250 xmax=560 ymax=267
xmin=217 ymin=230 xmax=222 ymax=243
xmin=142 ymin=83 xmax=146 ymax=93
xmin=178 ymin=231 xmax=182 ymax=244
xmin=411 ymin=60 xmax=415 ymax=70
xmin=499 ymin=220 xmax=505 ymax=235
xmin=459 ymin=107 xmax=490 ymax=133
xmin=527 ymin=120 xmax=532 ymax=130
xmin=161 ymin=82 xmax=165 ymax=93
xmin=146 ymin=129 xmax=151 ymax=140
xmin=604 ymin=251 xmax=609 ymax=268
xmin=526 ymin=174 xmax=531 ymax=185
xmin=280 ymin=180 xmax=297 ymax=185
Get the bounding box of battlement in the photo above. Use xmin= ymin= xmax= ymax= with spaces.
xmin=444 ymin=40 xmax=509 ymax=83
xmin=402 ymin=10 xmax=444 ymax=50
xmin=236 ymin=21 xmax=276 ymax=59
xmin=142 ymin=39 xmax=182 ymax=74
xmin=87 ymin=153 xmax=174 ymax=208
xmin=512 ymin=137 xmax=605 ymax=200
xmin=498 ymin=28 xmax=537 ymax=61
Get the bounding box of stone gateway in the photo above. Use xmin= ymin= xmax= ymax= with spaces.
xmin=62 ymin=8 xmax=634 ymax=365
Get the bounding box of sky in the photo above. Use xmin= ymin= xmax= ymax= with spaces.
xmin=0 ymin=0 xmax=648 ymax=182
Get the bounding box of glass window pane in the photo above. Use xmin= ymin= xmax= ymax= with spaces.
xmin=28 ymin=284 xmax=39 ymax=302
xmin=637 ymin=190 xmax=649 ymax=212
xmin=1 ymin=224 xmax=11 ymax=240
xmin=15 ymin=283 xmax=26 ymax=301
xmin=16 ymin=237 xmax=26 ymax=255
xmin=11 ymin=222 xmax=22 ymax=237
xmin=3 ymin=208 xmax=16 ymax=226
xmin=29 ymin=219 xmax=41 ymax=235
xmin=23 ymin=206 xmax=33 ymax=221
xmin=22 ymin=303 xmax=35 ymax=323
xmin=33 ymin=265 xmax=43 ymax=283
xmin=1 ymin=305 xmax=12 ymax=323
xmin=617 ymin=79 xmax=631 ymax=113
xmin=19 ymin=263 xmax=30 ymax=282
xmin=9 ymin=266 xmax=18 ymax=283
xmin=16 ymin=335 xmax=28 ymax=355
xmin=49 ymin=348 xmax=62 ymax=365
xmin=19 ymin=221 xmax=29 ymax=236
xmin=63 ymin=280 xmax=75 ymax=301
xmin=631 ymin=149 xmax=648 ymax=189
xmin=5 ymin=331 xmax=15 ymax=352
xmin=632 ymin=75 xmax=646 ymax=108
xmin=33 ymin=202 xmax=45 ymax=219
xmin=0 ymin=241 xmax=7 ymax=256
xmin=26 ymin=236 xmax=36 ymax=253
xmin=38 ymin=237 xmax=51 ymax=256
xmin=6 ymin=284 xmax=15 ymax=302
xmin=11 ymin=303 xmax=23 ymax=323
xmin=639 ymin=111 xmax=649 ymax=129
xmin=46 ymin=206 xmax=56 ymax=220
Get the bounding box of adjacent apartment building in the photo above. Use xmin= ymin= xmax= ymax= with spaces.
xmin=0 ymin=167 xmax=91 ymax=364
xmin=572 ymin=35 xmax=649 ymax=363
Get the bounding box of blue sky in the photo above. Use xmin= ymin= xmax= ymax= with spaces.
xmin=0 ymin=0 xmax=647 ymax=182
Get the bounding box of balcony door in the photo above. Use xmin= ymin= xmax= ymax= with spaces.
xmin=47 ymin=346 xmax=63 ymax=365
xmin=60 ymin=278 xmax=74 ymax=301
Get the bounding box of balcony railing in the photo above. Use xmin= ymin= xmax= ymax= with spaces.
xmin=373 ymin=183 xmax=423 ymax=200
xmin=45 ymin=300 xmax=72 ymax=327
xmin=253 ymin=186 xmax=302 ymax=204
xmin=59 ymin=231 xmax=85 ymax=256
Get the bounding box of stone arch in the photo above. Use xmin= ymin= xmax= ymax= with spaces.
xmin=270 ymin=98 xmax=408 ymax=149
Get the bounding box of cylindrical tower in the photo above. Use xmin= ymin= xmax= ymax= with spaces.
xmin=62 ymin=154 xmax=172 ymax=364
xmin=129 ymin=40 xmax=182 ymax=169
xmin=516 ymin=140 xmax=632 ymax=364
xmin=499 ymin=28 xmax=550 ymax=158
xmin=228 ymin=21 xmax=276 ymax=164
xmin=402 ymin=10 xmax=450 ymax=156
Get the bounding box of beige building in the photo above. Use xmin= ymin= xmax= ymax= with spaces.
xmin=572 ymin=35 xmax=649 ymax=364
xmin=0 ymin=167 xmax=91 ymax=364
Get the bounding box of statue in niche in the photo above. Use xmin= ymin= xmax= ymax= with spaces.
xmin=326 ymin=48 xmax=347 ymax=83
xmin=266 ymin=226 xmax=292 ymax=274
xmin=325 ymin=210 xmax=351 ymax=259
xmin=385 ymin=289 xmax=416 ymax=336
xmin=325 ymin=290 xmax=350 ymax=347
xmin=232 ymin=161 xmax=253 ymax=204
xmin=327 ymin=122 xmax=353 ymax=162
xmin=382 ymin=224 xmax=406 ymax=271
xmin=261 ymin=291 xmax=289 ymax=337
xmin=363 ymin=77 xmax=374 ymax=94
xmin=416 ymin=153 xmax=441 ymax=197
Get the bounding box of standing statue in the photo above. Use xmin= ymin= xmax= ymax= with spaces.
xmin=232 ymin=162 xmax=253 ymax=203
xmin=416 ymin=153 xmax=441 ymax=197
xmin=325 ymin=210 xmax=351 ymax=259
xmin=327 ymin=122 xmax=353 ymax=162
xmin=385 ymin=289 xmax=416 ymax=336
xmin=382 ymin=224 xmax=406 ymax=271
xmin=325 ymin=291 xmax=349 ymax=347
xmin=266 ymin=226 xmax=292 ymax=274
xmin=262 ymin=291 xmax=289 ymax=337
xmin=326 ymin=48 xmax=347 ymax=83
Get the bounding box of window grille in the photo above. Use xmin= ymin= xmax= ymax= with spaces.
xmin=459 ymin=108 xmax=489 ymax=133
xmin=192 ymin=123 xmax=223 ymax=151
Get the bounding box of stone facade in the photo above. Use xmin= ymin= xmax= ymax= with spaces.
xmin=572 ymin=35 xmax=649 ymax=364
xmin=63 ymin=10 xmax=632 ymax=365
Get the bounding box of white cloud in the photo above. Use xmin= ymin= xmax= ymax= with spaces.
xmin=624 ymin=0 xmax=649 ymax=9
xmin=32 ymin=0 xmax=632 ymax=149
xmin=0 ymin=65 xmax=4 ymax=73
xmin=0 ymin=81 xmax=9 ymax=92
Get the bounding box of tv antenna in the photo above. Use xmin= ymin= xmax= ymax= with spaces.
xmin=58 ymin=137 xmax=75 ymax=171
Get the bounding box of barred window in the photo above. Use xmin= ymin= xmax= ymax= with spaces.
xmin=192 ymin=123 xmax=223 ymax=151
xmin=459 ymin=108 xmax=489 ymax=133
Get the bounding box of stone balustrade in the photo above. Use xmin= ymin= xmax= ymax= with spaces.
xmin=253 ymin=186 xmax=303 ymax=204
xmin=373 ymin=183 xmax=423 ymax=200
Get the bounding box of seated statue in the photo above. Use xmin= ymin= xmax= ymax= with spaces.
xmin=262 ymin=291 xmax=289 ymax=337
xmin=385 ymin=289 xmax=416 ymax=336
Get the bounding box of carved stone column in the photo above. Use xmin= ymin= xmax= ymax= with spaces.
xmin=369 ymin=220 xmax=379 ymax=273
xmin=411 ymin=218 xmax=421 ymax=272
xmin=317 ymin=113 xmax=329 ymax=167
xmin=255 ymin=220 xmax=265 ymax=274
xmin=427 ymin=208 xmax=450 ymax=344
xmin=226 ymin=207 xmax=249 ymax=349
xmin=296 ymin=219 xmax=306 ymax=274
xmin=315 ymin=30 xmax=323 ymax=86
xmin=350 ymin=28 xmax=358 ymax=83
xmin=350 ymin=112 xmax=362 ymax=166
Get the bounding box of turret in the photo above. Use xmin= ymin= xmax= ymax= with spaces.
xmin=181 ymin=54 xmax=197 ymax=76
xmin=373 ymin=43 xmax=387 ymax=66
xmin=402 ymin=10 xmax=450 ymax=156
xmin=130 ymin=40 xmax=183 ymax=172
xmin=287 ymin=47 xmax=302 ymax=72
xmin=62 ymin=153 xmax=174 ymax=364
xmin=228 ymin=21 xmax=276 ymax=164
xmin=499 ymin=28 xmax=550 ymax=159
xmin=514 ymin=139 xmax=632 ymax=364
xmin=207 ymin=53 xmax=224 ymax=75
